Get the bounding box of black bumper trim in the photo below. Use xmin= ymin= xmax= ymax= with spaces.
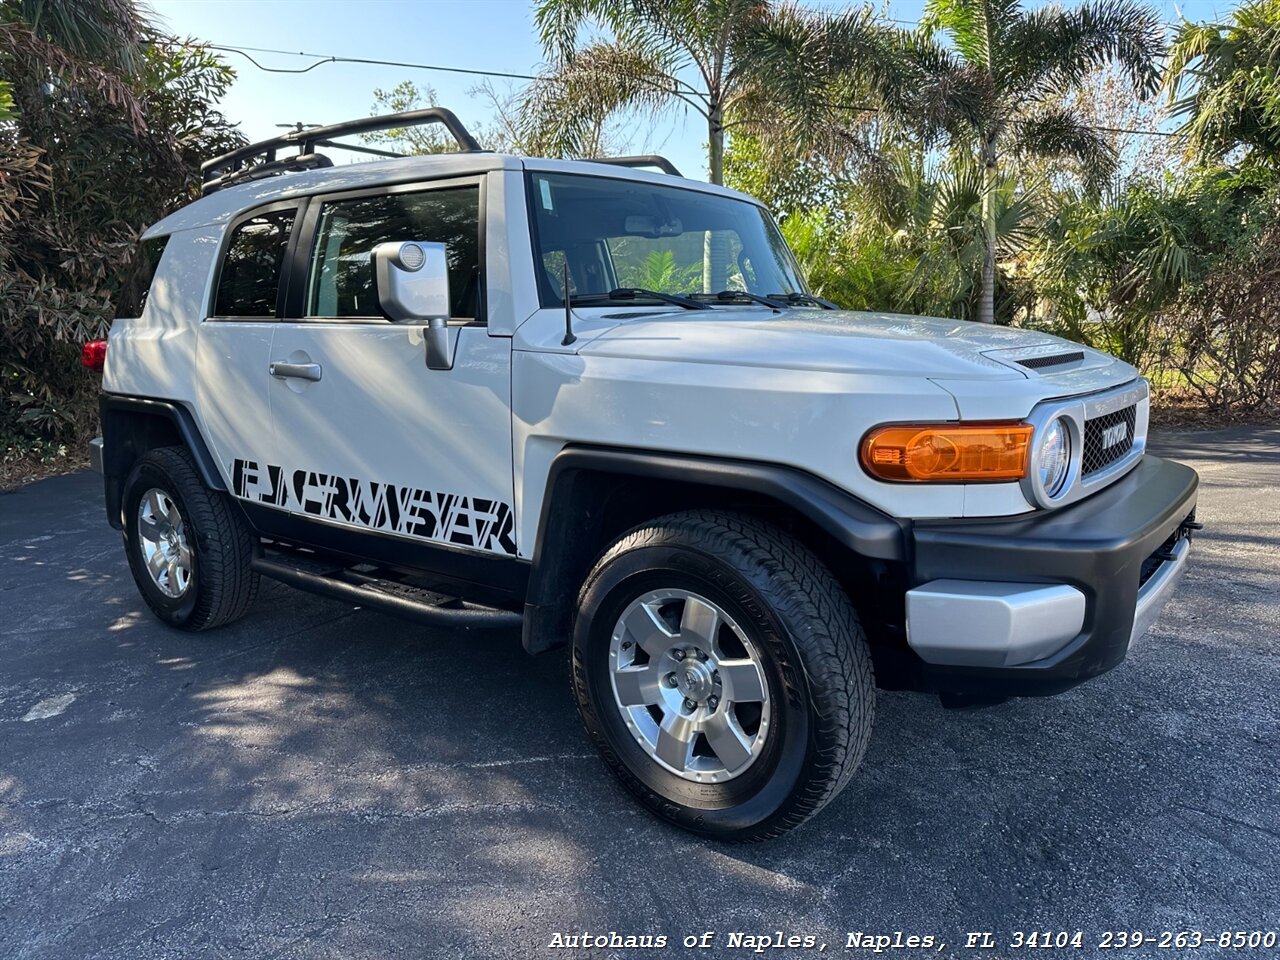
xmin=908 ymin=455 xmax=1199 ymax=695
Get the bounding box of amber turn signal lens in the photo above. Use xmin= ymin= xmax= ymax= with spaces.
xmin=860 ymin=422 xmax=1033 ymax=482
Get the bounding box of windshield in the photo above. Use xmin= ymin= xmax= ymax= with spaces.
xmin=527 ymin=172 xmax=807 ymax=307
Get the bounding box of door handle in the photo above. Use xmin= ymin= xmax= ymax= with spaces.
xmin=269 ymin=361 xmax=322 ymax=382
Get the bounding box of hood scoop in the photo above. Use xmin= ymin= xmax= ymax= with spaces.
xmin=1016 ymin=350 xmax=1085 ymax=370
xmin=982 ymin=342 xmax=1108 ymax=377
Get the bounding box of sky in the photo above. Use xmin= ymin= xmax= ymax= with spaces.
xmin=150 ymin=0 xmax=1232 ymax=183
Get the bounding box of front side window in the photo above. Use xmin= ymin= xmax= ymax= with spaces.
xmin=528 ymin=173 xmax=806 ymax=307
xmin=306 ymin=186 xmax=480 ymax=320
xmin=212 ymin=208 xmax=296 ymax=318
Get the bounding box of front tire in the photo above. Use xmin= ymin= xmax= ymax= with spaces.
xmin=571 ymin=510 xmax=874 ymax=840
xmin=122 ymin=446 xmax=259 ymax=630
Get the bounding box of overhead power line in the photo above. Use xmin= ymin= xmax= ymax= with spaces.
xmin=190 ymin=39 xmax=1182 ymax=139
xmin=205 ymin=42 xmax=542 ymax=82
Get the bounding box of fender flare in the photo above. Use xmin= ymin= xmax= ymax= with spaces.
xmin=521 ymin=444 xmax=908 ymax=653
xmin=99 ymin=393 xmax=226 ymax=528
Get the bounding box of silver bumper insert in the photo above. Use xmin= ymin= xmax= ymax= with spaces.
xmin=1129 ymin=536 xmax=1191 ymax=647
xmin=89 ymin=436 xmax=104 ymax=474
xmin=906 ymin=580 xmax=1086 ymax=668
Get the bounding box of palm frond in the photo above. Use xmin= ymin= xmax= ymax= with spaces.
xmin=535 ymin=0 xmax=635 ymax=64
xmin=921 ymin=0 xmax=1023 ymax=69
xmin=1162 ymin=0 xmax=1280 ymax=163
xmin=520 ymin=39 xmax=686 ymax=157
xmin=733 ymin=3 xmax=888 ymax=146
xmin=1006 ymin=0 xmax=1162 ymax=99
xmin=892 ymin=32 xmax=999 ymax=143
xmin=16 ymin=0 xmax=152 ymax=76
xmin=630 ymin=0 xmax=764 ymax=86
xmin=1013 ymin=107 xmax=1117 ymax=188
xmin=0 ymin=21 xmax=146 ymax=131
xmin=1162 ymin=21 xmax=1223 ymax=99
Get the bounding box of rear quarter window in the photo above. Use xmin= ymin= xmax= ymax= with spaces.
xmin=212 ymin=208 xmax=297 ymax=318
xmin=114 ymin=235 xmax=170 ymax=319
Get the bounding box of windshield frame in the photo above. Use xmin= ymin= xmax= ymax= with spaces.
xmin=523 ymin=170 xmax=809 ymax=310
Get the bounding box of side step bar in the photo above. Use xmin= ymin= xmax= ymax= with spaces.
xmin=251 ymin=555 xmax=523 ymax=630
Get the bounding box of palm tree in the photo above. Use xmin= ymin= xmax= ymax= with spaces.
xmin=862 ymin=148 xmax=1040 ymax=320
xmin=1 ymin=0 xmax=153 ymax=130
xmin=1164 ymin=0 xmax=1280 ymax=167
xmin=1030 ymin=171 xmax=1235 ymax=364
xmin=887 ymin=0 xmax=1163 ymax=322
xmin=3 ymin=0 xmax=150 ymax=69
xmin=529 ymin=0 xmax=888 ymax=185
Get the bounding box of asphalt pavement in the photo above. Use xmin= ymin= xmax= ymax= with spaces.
xmin=1 ymin=426 xmax=1277 ymax=959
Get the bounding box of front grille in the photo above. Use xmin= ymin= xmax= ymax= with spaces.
xmin=1082 ymin=405 xmax=1137 ymax=475
xmin=1017 ymin=351 xmax=1085 ymax=370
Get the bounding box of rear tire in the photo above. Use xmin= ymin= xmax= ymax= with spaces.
xmin=571 ymin=510 xmax=874 ymax=840
xmin=122 ymin=446 xmax=258 ymax=630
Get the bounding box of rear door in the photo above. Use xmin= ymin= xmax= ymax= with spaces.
xmin=260 ymin=178 xmax=518 ymax=562
xmin=196 ymin=202 xmax=300 ymax=497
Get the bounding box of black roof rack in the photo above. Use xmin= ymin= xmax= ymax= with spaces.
xmin=200 ymin=108 xmax=484 ymax=195
xmin=201 ymin=109 xmax=686 ymax=196
xmin=588 ymin=155 xmax=683 ymax=177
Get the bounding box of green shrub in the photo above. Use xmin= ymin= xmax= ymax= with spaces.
xmin=0 ymin=7 xmax=242 ymax=454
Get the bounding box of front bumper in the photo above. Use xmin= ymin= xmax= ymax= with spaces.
xmin=89 ymin=436 xmax=104 ymax=474
xmin=905 ymin=455 xmax=1198 ymax=696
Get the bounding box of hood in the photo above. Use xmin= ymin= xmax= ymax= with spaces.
xmin=575 ymin=307 xmax=1123 ymax=381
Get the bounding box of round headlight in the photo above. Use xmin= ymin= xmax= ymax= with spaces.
xmin=1038 ymin=417 xmax=1071 ymax=497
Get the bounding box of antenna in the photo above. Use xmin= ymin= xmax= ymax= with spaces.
xmin=561 ymin=260 xmax=577 ymax=346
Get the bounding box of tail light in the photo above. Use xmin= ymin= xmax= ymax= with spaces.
xmin=81 ymin=339 xmax=107 ymax=371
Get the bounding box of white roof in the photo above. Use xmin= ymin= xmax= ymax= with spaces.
xmin=144 ymin=152 xmax=758 ymax=238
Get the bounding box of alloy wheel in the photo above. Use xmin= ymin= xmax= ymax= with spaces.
xmin=137 ymin=488 xmax=193 ymax=599
xmin=608 ymin=589 xmax=771 ymax=782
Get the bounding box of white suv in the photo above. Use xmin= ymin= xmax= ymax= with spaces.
xmin=89 ymin=109 xmax=1199 ymax=839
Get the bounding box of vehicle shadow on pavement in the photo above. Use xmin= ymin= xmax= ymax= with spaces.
xmin=2 ymin=463 xmax=1277 ymax=958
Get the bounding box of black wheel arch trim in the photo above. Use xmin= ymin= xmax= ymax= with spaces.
xmin=521 ymin=444 xmax=907 ymax=654
xmin=99 ymin=393 xmax=227 ymax=529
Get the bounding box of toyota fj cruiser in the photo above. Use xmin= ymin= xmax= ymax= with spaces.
xmin=88 ymin=109 xmax=1199 ymax=840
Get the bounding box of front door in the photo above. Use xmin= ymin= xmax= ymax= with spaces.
xmin=253 ymin=179 xmax=517 ymax=562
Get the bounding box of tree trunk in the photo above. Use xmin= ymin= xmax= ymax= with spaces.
xmin=703 ymin=103 xmax=728 ymax=292
xmin=978 ymin=141 xmax=997 ymax=324
xmin=707 ymin=102 xmax=725 ymax=185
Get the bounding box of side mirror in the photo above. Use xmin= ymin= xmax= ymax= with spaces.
xmin=372 ymin=241 xmax=454 ymax=370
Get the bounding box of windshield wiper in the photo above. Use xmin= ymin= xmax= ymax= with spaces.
xmin=768 ymin=292 xmax=840 ymax=310
xmin=569 ymin=288 xmax=711 ymax=310
xmin=689 ymin=290 xmax=788 ymax=309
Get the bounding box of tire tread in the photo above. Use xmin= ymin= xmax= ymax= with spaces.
xmin=575 ymin=509 xmax=875 ymax=840
xmin=128 ymin=446 xmax=258 ymax=630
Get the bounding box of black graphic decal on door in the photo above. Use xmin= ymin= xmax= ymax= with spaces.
xmin=232 ymin=459 xmax=517 ymax=556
